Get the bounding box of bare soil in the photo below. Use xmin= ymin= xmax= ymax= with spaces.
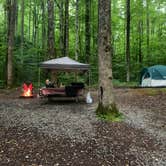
xmin=0 ymin=88 xmax=165 ymax=166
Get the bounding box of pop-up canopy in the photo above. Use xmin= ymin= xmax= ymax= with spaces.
xmin=40 ymin=56 xmax=89 ymax=71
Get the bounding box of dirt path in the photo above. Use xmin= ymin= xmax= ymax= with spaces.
xmin=116 ymin=88 xmax=166 ymax=141
xmin=0 ymin=88 xmax=165 ymax=165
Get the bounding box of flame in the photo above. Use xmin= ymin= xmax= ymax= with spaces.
xmin=22 ymin=83 xmax=33 ymax=97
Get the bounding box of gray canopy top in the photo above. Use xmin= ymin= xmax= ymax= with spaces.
xmin=40 ymin=56 xmax=90 ymax=71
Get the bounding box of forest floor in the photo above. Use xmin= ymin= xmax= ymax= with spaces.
xmin=0 ymin=87 xmax=165 ymax=166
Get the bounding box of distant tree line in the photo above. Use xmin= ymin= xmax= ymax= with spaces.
xmin=0 ymin=0 xmax=165 ymax=87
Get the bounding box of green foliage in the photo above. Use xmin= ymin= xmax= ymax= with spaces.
xmin=0 ymin=0 xmax=165 ymax=87
xmin=96 ymin=102 xmax=123 ymax=122
xmin=113 ymin=79 xmax=138 ymax=87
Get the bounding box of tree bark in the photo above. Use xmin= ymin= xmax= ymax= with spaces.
xmin=64 ymin=0 xmax=69 ymax=57
xmin=138 ymin=20 xmax=143 ymax=63
xmin=75 ymin=0 xmax=79 ymax=60
xmin=146 ymin=0 xmax=150 ymax=58
xmin=59 ymin=0 xmax=64 ymax=56
xmin=41 ymin=0 xmax=46 ymax=51
xmin=85 ymin=0 xmax=91 ymax=63
xmin=47 ymin=0 xmax=56 ymax=58
xmin=4 ymin=2 xmax=7 ymax=41
xmin=21 ymin=0 xmax=24 ymax=56
xmin=98 ymin=0 xmax=114 ymax=106
xmin=138 ymin=0 xmax=143 ymax=63
xmin=6 ymin=0 xmax=17 ymax=88
xmin=47 ymin=0 xmax=56 ymax=83
xmin=15 ymin=2 xmax=18 ymax=36
xmin=32 ymin=0 xmax=37 ymax=45
xmin=126 ymin=0 xmax=130 ymax=82
xmin=28 ymin=0 xmax=31 ymax=41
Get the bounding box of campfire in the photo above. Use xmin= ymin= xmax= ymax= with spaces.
xmin=21 ymin=83 xmax=33 ymax=98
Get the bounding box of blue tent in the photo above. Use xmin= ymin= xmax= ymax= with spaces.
xmin=140 ymin=65 xmax=166 ymax=87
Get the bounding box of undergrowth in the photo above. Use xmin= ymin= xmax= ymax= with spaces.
xmin=96 ymin=102 xmax=123 ymax=122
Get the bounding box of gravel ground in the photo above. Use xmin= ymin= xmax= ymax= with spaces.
xmin=0 ymin=99 xmax=97 ymax=142
xmin=0 ymin=88 xmax=165 ymax=165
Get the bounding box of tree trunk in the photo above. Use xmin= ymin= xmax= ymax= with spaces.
xmin=59 ymin=0 xmax=64 ymax=56
xmin=97 ymin=0 xmax=114 ymax=107
xmin=75 ymin=0 xmax=79 ymax=60
xmin=32 ymin=0 xmax=37 ymax=45
xmin=47 ymin=0 xmax=56 ymax=58
xmin=138 ymin=20 xmax=143 ymax=63
xmin=36 ymin=3 xmax=39 ymax=47
xmin=126 ymin=0 xmax=130 ymax=82
xmin=64 ymin=0 xmax=69 ymax=57
xmin=15 ymin=2 xmax=18 ymax=36
xmin=47 ymin=0 xmax=56 ymax=83
xmin=138 ymin=0 xmax=143 ymax=63
xmin=7 ymin=0 xmax=17 ymax=88
xmin=85 ymin=0 xmax=91 ymax=63
xmin=146 ymin=0 xmax=150 ymax=58
xmin=21 ymin=0 xmax=24 ymax=57
xmin=4 ymin=2 xmax=7 ymax=41
xmin=28 ymin=0 xmax=31 ymax=41
xmin=41 ymin=0 xmax=46 ymax=51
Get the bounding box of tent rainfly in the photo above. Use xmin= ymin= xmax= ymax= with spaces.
xmin=40 ymin=57 xmax=89 ymax=71
xmin=140 ymin=65 xmax=166 ymax=87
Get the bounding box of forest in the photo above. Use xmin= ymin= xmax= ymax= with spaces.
xmin=0 ymin=0 xmax=165 ymax=88
xmin=0 ymin=1 xmax=166 ymax=165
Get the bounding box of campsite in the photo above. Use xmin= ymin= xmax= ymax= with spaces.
xmin=0 ymin=88 xmax=166 ymax=165
xmin=0 ymin=0 xmax=166 ymax=165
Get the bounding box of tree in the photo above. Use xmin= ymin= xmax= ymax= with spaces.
xmin=146 ymin=0 xmax=150 ymax=59
xmin=75 ymin=0 xmax=79 ymax=60
xmin=126 ymin=0 xmax=130 ymax=82
xmin=28 ymin=0 xmax=32 ymax=41
xmin=47 ymin=0 xmax=56 ymax=83
xmin=97 ymin=0 xmax=116 ymax=112
xmin=6 ymin=0 xmax=17 ymax=88
xmin=21 ymin=0 xmax=24 ymax=57
xmin=64 ymin=0 xmax=69 ymax=57
xmin=59 ymin=0 xmax=64 ymax=56
xmin=85 ymin=0 xmax=91 ymax=63
xmin=138 ymin=0 xmax=143 ymax=63
xmin=47 ymin=0 xmax=55 ymax=58
xmin=41 ymin=0 xmax=47 ymax=51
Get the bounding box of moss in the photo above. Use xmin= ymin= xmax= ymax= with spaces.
xmin=96 ymin=102 xmax=123 ymax=122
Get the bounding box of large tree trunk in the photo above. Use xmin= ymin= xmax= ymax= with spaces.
xmin=75 ymin=0 xmax=79 ymax=60
xmin=64 ymin=0 xmax=69 ymax=57
xmin=47 ymin=0 xmax=55 ymax=58
xmin=97 ymin=0 xmax=114 ymax=107
xmin=126 ymin=0 xmax=130 ymax=82
xmin=47 ymin=0 xmax=56 ymax=83
xmin=7 ymin=0 xmax=17 ymax=88
xmin=85 ymin=0 xmax=91 ymax=63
